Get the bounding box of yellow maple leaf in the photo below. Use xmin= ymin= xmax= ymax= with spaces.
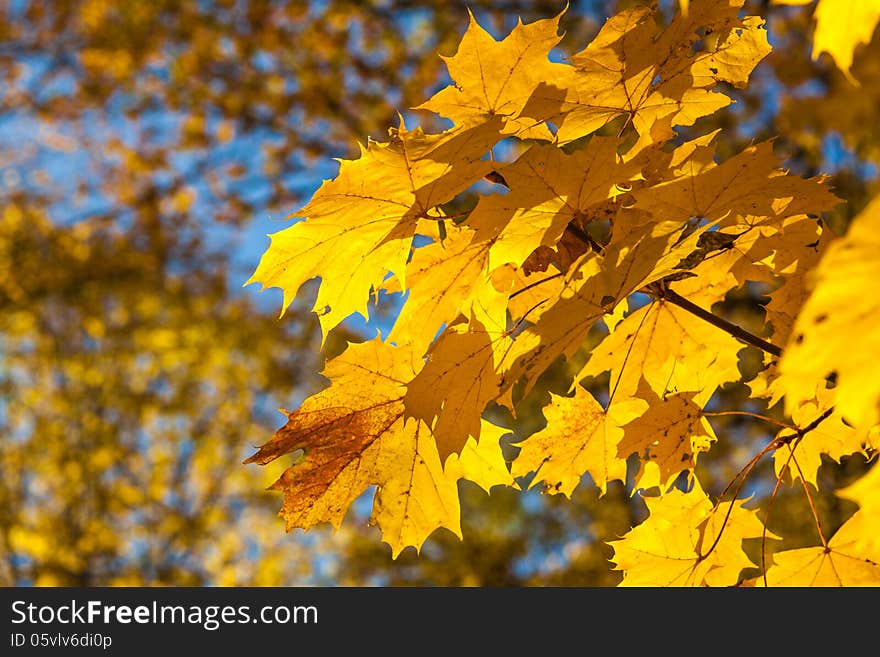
xmin=415 ymin=10 xmax=567 ymax=140
xmin=579 ymin=297 xmax=743 ymax=407
xmin=528 ymin=0 xmax=770 ymax=149
xmin=497 ymin=264 xmax=565 ymax=326
xmin=775 ymin=0 xmax=880 ymax=83
xmin=502 ymin=215 xmax=715 ymax=398
xmin=246 ymin=119 xmax=492 ymax=339
xmin=835 ymin=464 xmax=880 ymax=556
xmin=609 ymin=478 xmax=766 ymax=586
xmin=632 ymin=141 xmax=838 ymax=226
xmin=661 ymin=214 xmax=831 ymax=341
xmin=619 ymin=381 xmax=717 ymax=490
xmin=779 ymin=195 xmax=880 ymax=436
xmin=511 ymin=385 xmax=628 ymax=496
xmin=404 ymin=294 xmax=512 ymax=461
xmin=383 ymin=219 xmax=498 ymax=355
xmin=447 ymin=421 xmax=518 ymax=494
xmin=466 ymin=138 xmax=640 ymax=271
xmin=498 ymin=264 xmax=612 ymax=404
xmin=244 ymin=339 xmax=511 ymax=557
xmin=772 ymin=388 xmax=873 ymax=486
xmin=758 ymin=217 xmax=832 ymax=340
xmin=813 ymin=0 xmax=880 ymax=68
xmin=762 ymin=510 xmax=880 ymax=585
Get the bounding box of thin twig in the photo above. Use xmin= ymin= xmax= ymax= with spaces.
xmin=762 ymin=447 xmax=795 ymax=587
xmin=699 ymin=438 xmax=779 ymax=561
xmin=774 ymin=407 xmax=835 ymax=446
xmin=759 ymin=407 xmax=834 ymax=585
xmin=657 ymin=287 xmax=782 ymax=357
xmin=787 ymin=443 xmax=829 ymax=547
xmin=702 ymin=410 xmax=794 ymax=431
xmin=701 ymin=407 xmax=835 ymax=571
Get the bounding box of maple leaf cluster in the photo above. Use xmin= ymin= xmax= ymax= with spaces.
xmin=247 ymin=0 xmax=880 ymax=585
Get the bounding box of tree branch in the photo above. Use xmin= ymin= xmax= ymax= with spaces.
xmin=772 ymin=407 xmax=835 ymax=448
xmin=654 ymin=285 xmax=783 ymax=358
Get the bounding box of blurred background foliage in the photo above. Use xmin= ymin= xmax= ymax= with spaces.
xmin=0 ymin=0 xmax=877 ymax=586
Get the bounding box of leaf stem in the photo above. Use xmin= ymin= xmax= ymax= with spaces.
xmin=608 ymin=299 xmax=654 ymax=407
xmin=566 ymin=222 xmax=605 ymax=253
xmin=787 ymin=444 xmax=829 ymax=548
xmin=508 ymin=272 xmax=563 ymax=300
